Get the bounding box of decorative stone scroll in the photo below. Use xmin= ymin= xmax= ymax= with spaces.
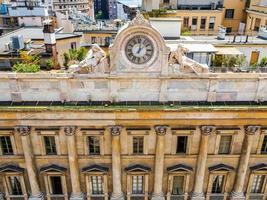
xmin=14 ymin=126 xmax=31 ymax=136
xmin=245 ymin=125 xmax=261 ymax=135
xmin=109 ymin=126 xmax=122 ymax=136
xmin=154 ymin=125 xmax=168 ymax=136
xmin=63 ymin=126 xmax=77 ymax=136
xmin=200 ymin=126 xmax=216 ymax=135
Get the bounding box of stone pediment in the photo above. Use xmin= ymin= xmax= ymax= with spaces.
xmin=128 ymin=11 xmax=151 ymax=27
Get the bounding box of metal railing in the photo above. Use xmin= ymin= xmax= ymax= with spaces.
xmin=247 ymin=194 xmax=264 ymax=200
xmin=210 ymin=66 xmax=267 ymax=73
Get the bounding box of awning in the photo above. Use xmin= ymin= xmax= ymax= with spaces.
xmin=215 ymin=47 xmax=243 ymax=55
xmin=167 ymin=43 xmax=217 ymax=53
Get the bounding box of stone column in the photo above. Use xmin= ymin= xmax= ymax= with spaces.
xmin=64 ymin=126 xmax=84 ymax=200
xmin=151 ymin=125 xmax=168 ymax=200
xmin=230 ymin=126 xmax=260 ymax=200
xmin=15 ymin=126 xmax=44 ymax=200
xmin=110 ymin=126 xmax=124 ymax=200
xmin=191 ymin=126 xmax=216 ymax=200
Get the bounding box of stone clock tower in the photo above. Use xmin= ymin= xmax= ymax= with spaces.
xmin=109 ymin=12 xmax=170 ymax=76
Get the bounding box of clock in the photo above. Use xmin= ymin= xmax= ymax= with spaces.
xmin=125 ymin=35 xmax=154 ymax=65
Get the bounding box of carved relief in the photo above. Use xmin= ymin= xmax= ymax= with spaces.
xmin=128 ymin=11 xmax=151 ymax=27
xmin=200 ymin=126 xmax=216 ymax=135
xmin=15 ymin=126 xmax=31 ymax=136
xmin=169 ymin=45 xmax=209 ymax=74
xmin=154 ymin=126 xmax=168 ymax=136
xmin=69 ymin=44 xmax=110 ymax=74
xmin=64 ymin=126 xmax=77 ymax=136
xmin=109 ymin=126 xmax=122 ymax=136
xmin=245 ymin=125 xmax=261 ymax=135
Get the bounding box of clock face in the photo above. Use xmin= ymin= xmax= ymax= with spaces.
xmin=125 ymin=35 xmax=154 ymax=64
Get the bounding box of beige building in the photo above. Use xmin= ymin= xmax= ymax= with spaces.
xmin=246 ymin=0 xmax=267 ymax=31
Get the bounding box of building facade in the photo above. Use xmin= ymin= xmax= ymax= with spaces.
xmin=246 ymin=0 xmax=267 ymax=31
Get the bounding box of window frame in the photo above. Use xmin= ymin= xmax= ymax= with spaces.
xmin=225 ymin=9 xmax=235 ymax=19
xmin=171 ymin=128 xmax=194 ymax=155
xmin=43 ymin=172 xmax=68 ymax=200
xmin=88 ymin=136 xmax=101 ymax=155
xmin=127 ymin=128 xmax=149 ymax=155
xmin=2 ymin=172 xmax=27 ymax=200
xmin=257 ymin=129 xmax=267 ymax=154
xmin=82 ymin=129 xmax=104 ymax=156
xmin=132 ymin=136 xmax=144 ymax=155
xmin=167 ymin=171 xmax=191 ymax=200
xmin=214 ymin=129 xmax=238 ymax=155
xmin=37 ymin=129 xmax=61 ymax=156
xmin=206 ymin=171 xmax=229 ymax=199
xmin=176 ymin=136 xmax=188 ymax=154
xmin=0 ymin=130 xmax=17 ymax=156
xmin=43 ymin=136 xmax=57 ymax=155
xmin=83 ymin=172 xmax=108 ymax=200
xmin=246 ymin=171 xmax=267 ymax=199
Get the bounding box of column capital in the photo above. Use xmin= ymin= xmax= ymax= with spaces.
xmin=154 ymin=125 xmax=168 ymax=136
xmin=245 ymin=125 xmax=261 ymax=135
xmin=200 ymin=125 xmax=216 ymax=135
xmin=14 ymin=126 xmax=31 ymax=136
xmin=109 ymin=126 xmax=123 ymax=136
xmin=63 ymin=126 xmax=77 ymax=136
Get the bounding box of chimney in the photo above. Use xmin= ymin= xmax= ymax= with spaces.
xmin=43 ymin=19 xmax=59 ymax=69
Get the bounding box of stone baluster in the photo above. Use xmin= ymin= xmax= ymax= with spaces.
xmin=110 ymin=126 xmax=124 ymax=200
xmin=191 ymin=126 xmax=216 ymax=200
xmin=64 ymin=126 xmax=84 ymax=200
xmin=15 ymin=126 xmax=44 ymax=200
xmin=151 ymin=125 xmax=168 ymax=200
xmin=230 ymin=125 xmax=260 ymax=200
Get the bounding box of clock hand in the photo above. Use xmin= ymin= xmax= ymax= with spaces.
xmin=137 ymin=43 xmax=142 ymax=54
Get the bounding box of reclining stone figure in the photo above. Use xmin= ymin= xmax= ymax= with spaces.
xmin=69 ymin=44 xmax=109 ymax=74
xmin=169 ymin=45 xmax=209 ymax=74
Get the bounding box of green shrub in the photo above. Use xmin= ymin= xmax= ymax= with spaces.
xmin=45 ymin=59 xmax=54 ymax=70
xmin=12 ymin=63 xmax=40 ymax=73
xmin=63 ymin=47 xmax=87 ymax=67
xmin=259 ymin=57 xmax=267 ymax=67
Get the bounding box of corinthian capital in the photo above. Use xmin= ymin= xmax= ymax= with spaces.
xmin=109 ymin=126 xmax=122 ymax=136
xmin=15 ymin=126 xmax=31 ymax=136
xmin=63 ymin=126 xmax=77 ymax=136
xmin=245 ymin=125 xmax=261 ymax=135
xmin=154 ymin=125 xmax=168 ymax=136
xmin=200 ymin=126 xmax=216 ymax=135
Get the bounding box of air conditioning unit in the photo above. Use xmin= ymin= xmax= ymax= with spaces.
xmin=11 ymin=35 xmax=25 ymax=51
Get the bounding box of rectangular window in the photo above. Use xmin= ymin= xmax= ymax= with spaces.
xmin=8 ymin=176 xmax=23 ymax=195
xmin=50 ymin=176 xmax=63 ymax=195
xmin=172 ymin=176 xmax=184 ymax=195
xmin=192 ymin=17 xmax=198 ymax=26
xmin=261 ymin=135 xmax=267 ymax=154
xmin=70 ymin=42 xmax=76 ymax=50
xmin=44 ymin=136 xmax=57 ymax=155
xmin=91 ymin=176 xmax=104 ymax=194
xmin=200 ymin=17 xmax=206 ymax=30
xmin=133 ymin=137 xmax=144 ymax=154
xmin=251 ymin=175 xmax=265 ymax=193
xmin=218 ymin=136 xmax=232 ymax=154
xmin=176 ymin=136 xmax=187 ymax=154
xmin=209 ymin=17 xmax=215 ymax=30
xmin=132 ymin=175 xmax=144 ymax=194
xmin=88 ymin=136 xmax=100 ymax=155
xmin=0 ymin=136 xmax=14 ymax=155
xmin=183 ymin=17 xmax=189 ymax=28
xmin=212 ymin=175 xmax=224 ymax=193
xmin=225 ymin=9 xmax=234 ymax=19
xmin=91 ymin=37 xmax=97 ymax=44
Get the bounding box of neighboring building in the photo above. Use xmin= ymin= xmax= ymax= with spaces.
xmin=1 ymin=14 xmax=267 ymax=200
xmin=94 ymin=0 xmax=109 ymax=19
xmin=0 ymin=0 xmax=49 ymax=34
xmin=246 ymin=0 xmax=267 ymax=31
xmin=109 ymin=0 xmax=117 ymax=19
xmin=145 ymin=0 xmax=248 ymax=34
xmin=53 ymin=0 xmax=94 ymax=16
xmin=0 ymin=27 xmax=82 ymax=68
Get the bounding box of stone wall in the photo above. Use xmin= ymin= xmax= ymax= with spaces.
xmin=0 ymin=73 xmax=267 ymax=102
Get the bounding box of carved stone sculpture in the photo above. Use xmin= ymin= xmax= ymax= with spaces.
xmin=69 ymin=44 xmax=109 ymax=74
xmin=169 ymin=45 xmax=209 ymax=74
